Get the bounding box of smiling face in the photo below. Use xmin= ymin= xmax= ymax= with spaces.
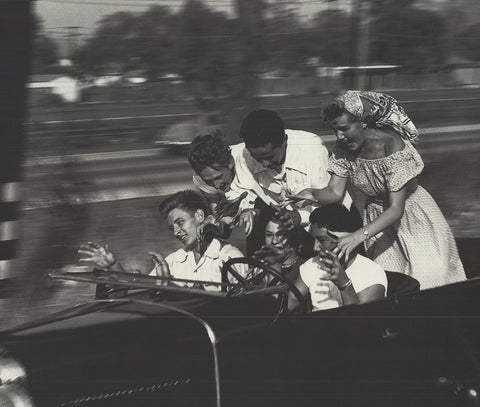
xmin=264 ymin=220 xmax=289 ymax=249
xmin=247 ymin=141 xmax=287 ymax=171
xmin=331 ymin=113 xmax=367 ymax=152
xmin=198 ymin=161 xmax=235 ymax=193
xmin=167 ymin=207 xmax=204 ymax=250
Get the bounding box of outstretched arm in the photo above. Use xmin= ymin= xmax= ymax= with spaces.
xmin=285 ymin=175 xmax=348 ymax=207
xmin=334 ymin=183 xmax=409 ymax=261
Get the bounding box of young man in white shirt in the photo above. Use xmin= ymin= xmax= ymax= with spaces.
xmin=79 ymin=190 xmax=248 ymax=291
xmin=188 ymin=131 xmax=274 ymax=256
xmin=233 ymin=109 xmax=354 ymax=230
xmin=288 ymin=204 xmax=387 ymax=312
xmin=188 ymin=131 xmax=269 ymax=236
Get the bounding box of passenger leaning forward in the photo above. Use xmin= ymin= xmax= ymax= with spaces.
xmin=286 ymin=90 xmax=466 ymax=289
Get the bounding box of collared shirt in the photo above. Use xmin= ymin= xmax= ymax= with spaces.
xmin=235 ymin=129 xmax=352 ymax=225
xmin=149 ymin=238 xmax=248 ymax=292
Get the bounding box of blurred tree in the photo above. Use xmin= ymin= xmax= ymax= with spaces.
xmin=73 ymin=11 xmax=138 ymax=73
xmin=368 ymin=2 xmax=446 ymax=71
xmin=310 ymin=9 xmax=353 ymax=67
xmin=454 ymin=23 xmax=480 ymax=61
xmin=173 ymin=0 xmax=240 ymax=98
xmin=32 ymin=16 xmax=59 ymax=72
xmin=133 ymin=5 xmax=176 ymax=78
xmin=264 ymin=2 xmax=314 ymax=75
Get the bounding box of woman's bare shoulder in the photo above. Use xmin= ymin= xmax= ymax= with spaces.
xmin=382 ymin=130 xmax=405 ymax=156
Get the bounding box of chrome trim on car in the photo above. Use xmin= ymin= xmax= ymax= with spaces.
xmin=129 ymin=300 xmax=222 ymax=407
xmin=59 ymin=378 xmax=191 ymax=407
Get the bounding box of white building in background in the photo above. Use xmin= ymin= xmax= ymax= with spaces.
xmin=28 ymin=74 xmax=81 ymax=102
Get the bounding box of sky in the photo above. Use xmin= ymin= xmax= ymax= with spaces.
xmin=35 ymin=0 xmax=455 ymax=33
xmin=35 ymin=0 xmax=338 ymax=32
xmin=35 ymin=0 xmax=457 ymax=56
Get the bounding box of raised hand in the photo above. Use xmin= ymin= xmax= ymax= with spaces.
xmin=253 ymin=244 xmax=287 ymax=265
xmin=78 ymin=242 xmax=116 ymax=270
xmin=316 ymin=250 xmax=349 ymax=288
xmin=231 ymin=208 xmax=256 ymax=236
xmin=283 ymin=189 xmax=318 ymax=208
xmin=215 ymin=191 xmax=249 ymax=221
xmin=275 ymin=207 xmax=301 ymax=231
xmin=333 ymin=231 xmax=364 ymax=263
xmin=149 ymin=251 xmax=171 ymax=283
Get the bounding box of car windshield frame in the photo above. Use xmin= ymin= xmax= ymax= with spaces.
xmin=49 ymin=268 xmax=289 ymax=299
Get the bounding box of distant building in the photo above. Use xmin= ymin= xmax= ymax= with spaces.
xmin=28 ymin=74 xmax=81 ymax=103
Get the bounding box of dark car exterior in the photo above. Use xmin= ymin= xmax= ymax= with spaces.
xmin=0 ymin=239 xmax=479 ymax=407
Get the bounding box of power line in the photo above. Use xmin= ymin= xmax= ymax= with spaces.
xmin=38 ymin=0 xmax=234 ymax=7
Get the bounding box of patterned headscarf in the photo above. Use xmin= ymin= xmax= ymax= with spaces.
xmin=337 ymin=90 xmax=420 ymax=145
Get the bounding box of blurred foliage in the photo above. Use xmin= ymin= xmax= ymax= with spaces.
xmin=454 ymin=23 xmax=480 ymax=61
xmin=369 ymin=5 xmax=446 ymax=71
xmin=28 ymin=0 xmax=476 ymax=95
xmin=32 ymin=16 xmax=60 ymax=73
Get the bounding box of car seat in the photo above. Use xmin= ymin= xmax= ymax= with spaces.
xmin=385 ymin=271 xmax=420 ymax=297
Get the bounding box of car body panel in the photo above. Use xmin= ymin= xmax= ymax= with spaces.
xmin=1 ymin=239 xmax=479 ymax=406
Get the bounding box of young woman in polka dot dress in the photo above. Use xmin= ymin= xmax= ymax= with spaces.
xmin=286 ymin=90 xmax=465 ymax=289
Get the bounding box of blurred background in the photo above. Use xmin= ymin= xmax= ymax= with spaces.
xmin=2 ymin=0 xmax=480 ymax=328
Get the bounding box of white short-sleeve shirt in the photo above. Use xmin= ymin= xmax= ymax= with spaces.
xmin=236 ymin=129 xmax=353 ymax=225
xmin=299 ymin=254 xmax=388 ymax=311
xmin=149 ymin=238 xmax=248 ymax=292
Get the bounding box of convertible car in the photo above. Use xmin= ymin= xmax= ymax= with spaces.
xmin=0 ymin=238 xmax=479 ymax=407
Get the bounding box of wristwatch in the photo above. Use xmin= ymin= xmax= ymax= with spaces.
xmin=362 ymin=228 xmax=370 ymax=240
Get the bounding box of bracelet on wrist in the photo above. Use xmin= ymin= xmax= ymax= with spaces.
xmin=338 ymin=279 xmax=353 ymax=291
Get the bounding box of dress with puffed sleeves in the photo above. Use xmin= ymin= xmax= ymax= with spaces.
xmin=328 ymin=140 xmax=466 ymax=290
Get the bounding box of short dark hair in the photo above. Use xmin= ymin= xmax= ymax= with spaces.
xmin=159 ymin=189 xmax=209 ymax=218
xmin=240 ymin=109 xmax=286 ymax=148
xmin=321 ymin=99 xmax=356 ymax=124
xmin=309 ymin=204 xmax=362 ymax=233
xmin=259 ymin=207 xmax=315 ymax=259
xmin=187 ymin=131 xmax=232 ymax=174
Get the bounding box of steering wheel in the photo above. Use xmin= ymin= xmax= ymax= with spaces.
xmin=221 ymin=257 xmax=309 ymax=314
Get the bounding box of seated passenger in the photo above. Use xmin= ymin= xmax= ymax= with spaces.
xmin=78 ymin=190 xmax=248 ymax=292
xmin=252 ymin=208 xmax=314 ymax=284
xmin=288 ymin=204 xmax=388 ymax=312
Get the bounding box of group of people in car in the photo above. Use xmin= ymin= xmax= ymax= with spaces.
xmin=79 ymin=90 xmax=466 ymax=312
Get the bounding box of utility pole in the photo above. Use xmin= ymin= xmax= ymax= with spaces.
xmin=354 ymin=0 xmax=371 ymax=89
xmin=235 ymin=0 xmax=264 ymax=99
xmin=222 ymin=0 xmax=265 ymax=144
xmin=65 ymin=26 xmax=81 ymax=58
